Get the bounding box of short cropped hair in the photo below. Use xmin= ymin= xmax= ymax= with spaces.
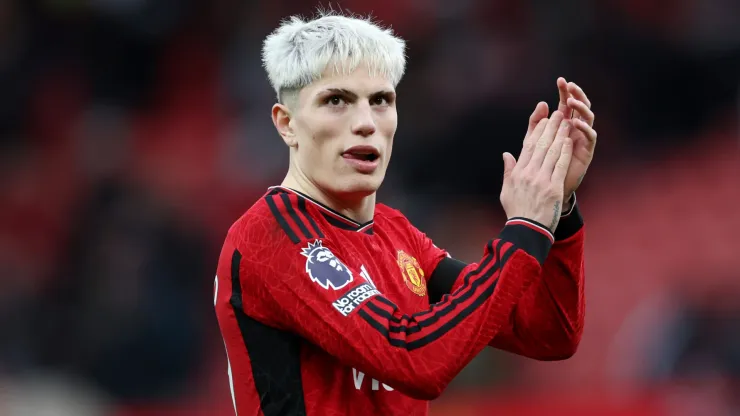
xmin=262 ymin=12 xmax=407 ymax=103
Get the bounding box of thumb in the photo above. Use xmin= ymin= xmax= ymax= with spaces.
xmin=502 ymin=152 xmax=516 ymax=179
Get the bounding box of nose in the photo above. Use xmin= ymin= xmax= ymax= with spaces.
xmin=351 ymin=104 xmax=376 ymax=138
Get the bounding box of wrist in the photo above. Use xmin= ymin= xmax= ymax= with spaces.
xmin=554 ymin=193 xmax=583 ymax=241
xmin=562 ymin=193 xmax=574 ymax=213
xmin=500 ymin=218 xmax=554 ymax=265
xmin=560 ymin=192 xmax=577 ymax=218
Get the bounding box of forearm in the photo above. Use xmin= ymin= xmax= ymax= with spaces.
xmin=427 ymin=200 xmax=585 ymax=360
xmin=489 ymin=201 xmax=585 ymax=359
xmin=356 ymin=241 xmax=541 ymax=399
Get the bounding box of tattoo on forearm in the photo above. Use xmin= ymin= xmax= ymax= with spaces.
xmin=550 ymin=201 xmax=561 ymax=231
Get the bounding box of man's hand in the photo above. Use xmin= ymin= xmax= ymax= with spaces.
xmin=501 ymin=111 xmax=573 ymax=231
xmin=558 ymin=77 xmax=596 ymax=200
xmin=525 ymin=78 xmax=597 ymax=204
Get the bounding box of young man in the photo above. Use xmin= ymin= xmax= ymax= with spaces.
xmin=214 ymin=12 xmax=597 ymax=416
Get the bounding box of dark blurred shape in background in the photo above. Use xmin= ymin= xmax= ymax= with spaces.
xmin=0 ymin=1 xmax=738 ymax=415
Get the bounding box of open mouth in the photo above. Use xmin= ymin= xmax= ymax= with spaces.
xmin=342 ymin=147 xmax=379 ymax=162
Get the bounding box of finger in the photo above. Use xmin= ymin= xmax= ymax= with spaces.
xmin=525 ymin=101 xmax=549 ymax=138
xmin=557 ymin=77 xmax=571 ymax=118
xmin=573 ymin=118 xmax=598 ymax=143
xmin=540 ymin=120 xmax=571 ymax=174
xmin=528 ymin=111 xmax=565 ymax=169
xmin=502 ymin=152 xmax=517 ymax=180
xmin=567 ymin=82 xmax=591 ymax=108
xmin=551 ymin=137 xmax=573 ymax=184
xmin=567 ymin=97 xmax=595 ymax=126
xmin=516 ymin=118 xmax=549 ymax=168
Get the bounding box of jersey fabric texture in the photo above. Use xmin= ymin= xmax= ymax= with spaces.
xmin=214 ymin=186 xmax=585 ymax=416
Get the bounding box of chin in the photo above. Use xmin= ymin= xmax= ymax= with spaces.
xmin=330 ymin=172 xmax=383 ymax=198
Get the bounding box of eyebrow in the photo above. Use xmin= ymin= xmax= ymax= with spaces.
xmin=324 ymin=88 xmax=358 ymax=100
xmin=321 ymin=88 xmax=396 ymax=99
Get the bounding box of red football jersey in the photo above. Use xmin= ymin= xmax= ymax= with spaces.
xmin=214 ymin=186 xmax=584 ymax=416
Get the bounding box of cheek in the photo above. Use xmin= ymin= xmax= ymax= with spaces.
xmin=378 ymin=107 xmax=397 ymax=130
xmin=314 ymin=122 xmax=344 ymax=158
xmin=378 ymin=111 xmax=397 ymax=144
xmin=297 ymin=114 xmax=344 ymax=161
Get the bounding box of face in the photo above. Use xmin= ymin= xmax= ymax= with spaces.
xmin=275 ymin=62 xmax=398 ymax=200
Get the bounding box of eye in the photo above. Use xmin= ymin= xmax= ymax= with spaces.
xmin=325 ymin=95 xmax=346 ymax=106
xmin=371 ymin=93 xmax=394 ymax=106
xmin=371 ymin=96 xmax=387 ymax=106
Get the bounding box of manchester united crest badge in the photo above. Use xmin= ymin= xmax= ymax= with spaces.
xmin=396 ymin=250 xmax=426 ymax=297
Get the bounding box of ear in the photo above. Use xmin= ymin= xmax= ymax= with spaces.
xmin=271 ymin=103 xmax=297 ymax=147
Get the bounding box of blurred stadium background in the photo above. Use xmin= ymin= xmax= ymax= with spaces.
xmin=1 ymin=0 xmax=739 ymax=415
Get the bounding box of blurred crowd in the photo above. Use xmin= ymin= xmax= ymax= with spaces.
xmin=0 ymin=0 xmax=739 ymax=415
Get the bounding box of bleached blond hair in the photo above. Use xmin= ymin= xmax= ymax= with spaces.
xmin=262 ymin=11 xmax=407 ymax=103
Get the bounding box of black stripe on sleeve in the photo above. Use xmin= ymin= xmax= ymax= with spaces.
xmin=265 ymin=195 xmax=300 ymax=244
xmin=370 ymin=241 xmax=499 ymax=332
xmin=358 ymin=309 xmax=407 ymax=349
xmin=374 ymin=295 xmax=402 ymax=311
xmin=296 ymin=197 xmax=324 ymax=238
xmin=359 ymin=240 xmax=516 ymax=350
xmin=230 ymin=250 xmax=243 ymax=310
xmin=427 ymin=257 xmax=468 ymax=304
xmin=278 ymin=193 xmax=314 ymax=240
xmin=229 ymin=249 xmax=307 ymax=416
xmin=406 ymin=254 xmax=506 ymax=350
xmin=499 ymin=222 xmax=552 ymax=265
xmin=359 ymin=309 xmax=390 ymax=339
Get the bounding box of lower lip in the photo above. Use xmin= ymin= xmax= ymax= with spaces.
xmin=342 ymin=155 xmax=380 ymax=174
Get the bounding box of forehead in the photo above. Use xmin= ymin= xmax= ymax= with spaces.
xmin=308 ymin=61 xmax=395 ymax=94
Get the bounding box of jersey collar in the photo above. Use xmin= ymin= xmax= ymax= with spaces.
xmin=267 ymin=186 xmax=374 ymax=235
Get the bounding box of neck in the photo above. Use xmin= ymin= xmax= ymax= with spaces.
xmin=281 ymin=171 xmax=376 ymax=224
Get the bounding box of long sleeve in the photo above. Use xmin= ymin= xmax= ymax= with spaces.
xmin=487 ymin=203 xmax=585 ymax=360
xmin=423 ymin=200 xmax=585 ymax=361
xmin=230 ymin=219 xmax=553 ymax=401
